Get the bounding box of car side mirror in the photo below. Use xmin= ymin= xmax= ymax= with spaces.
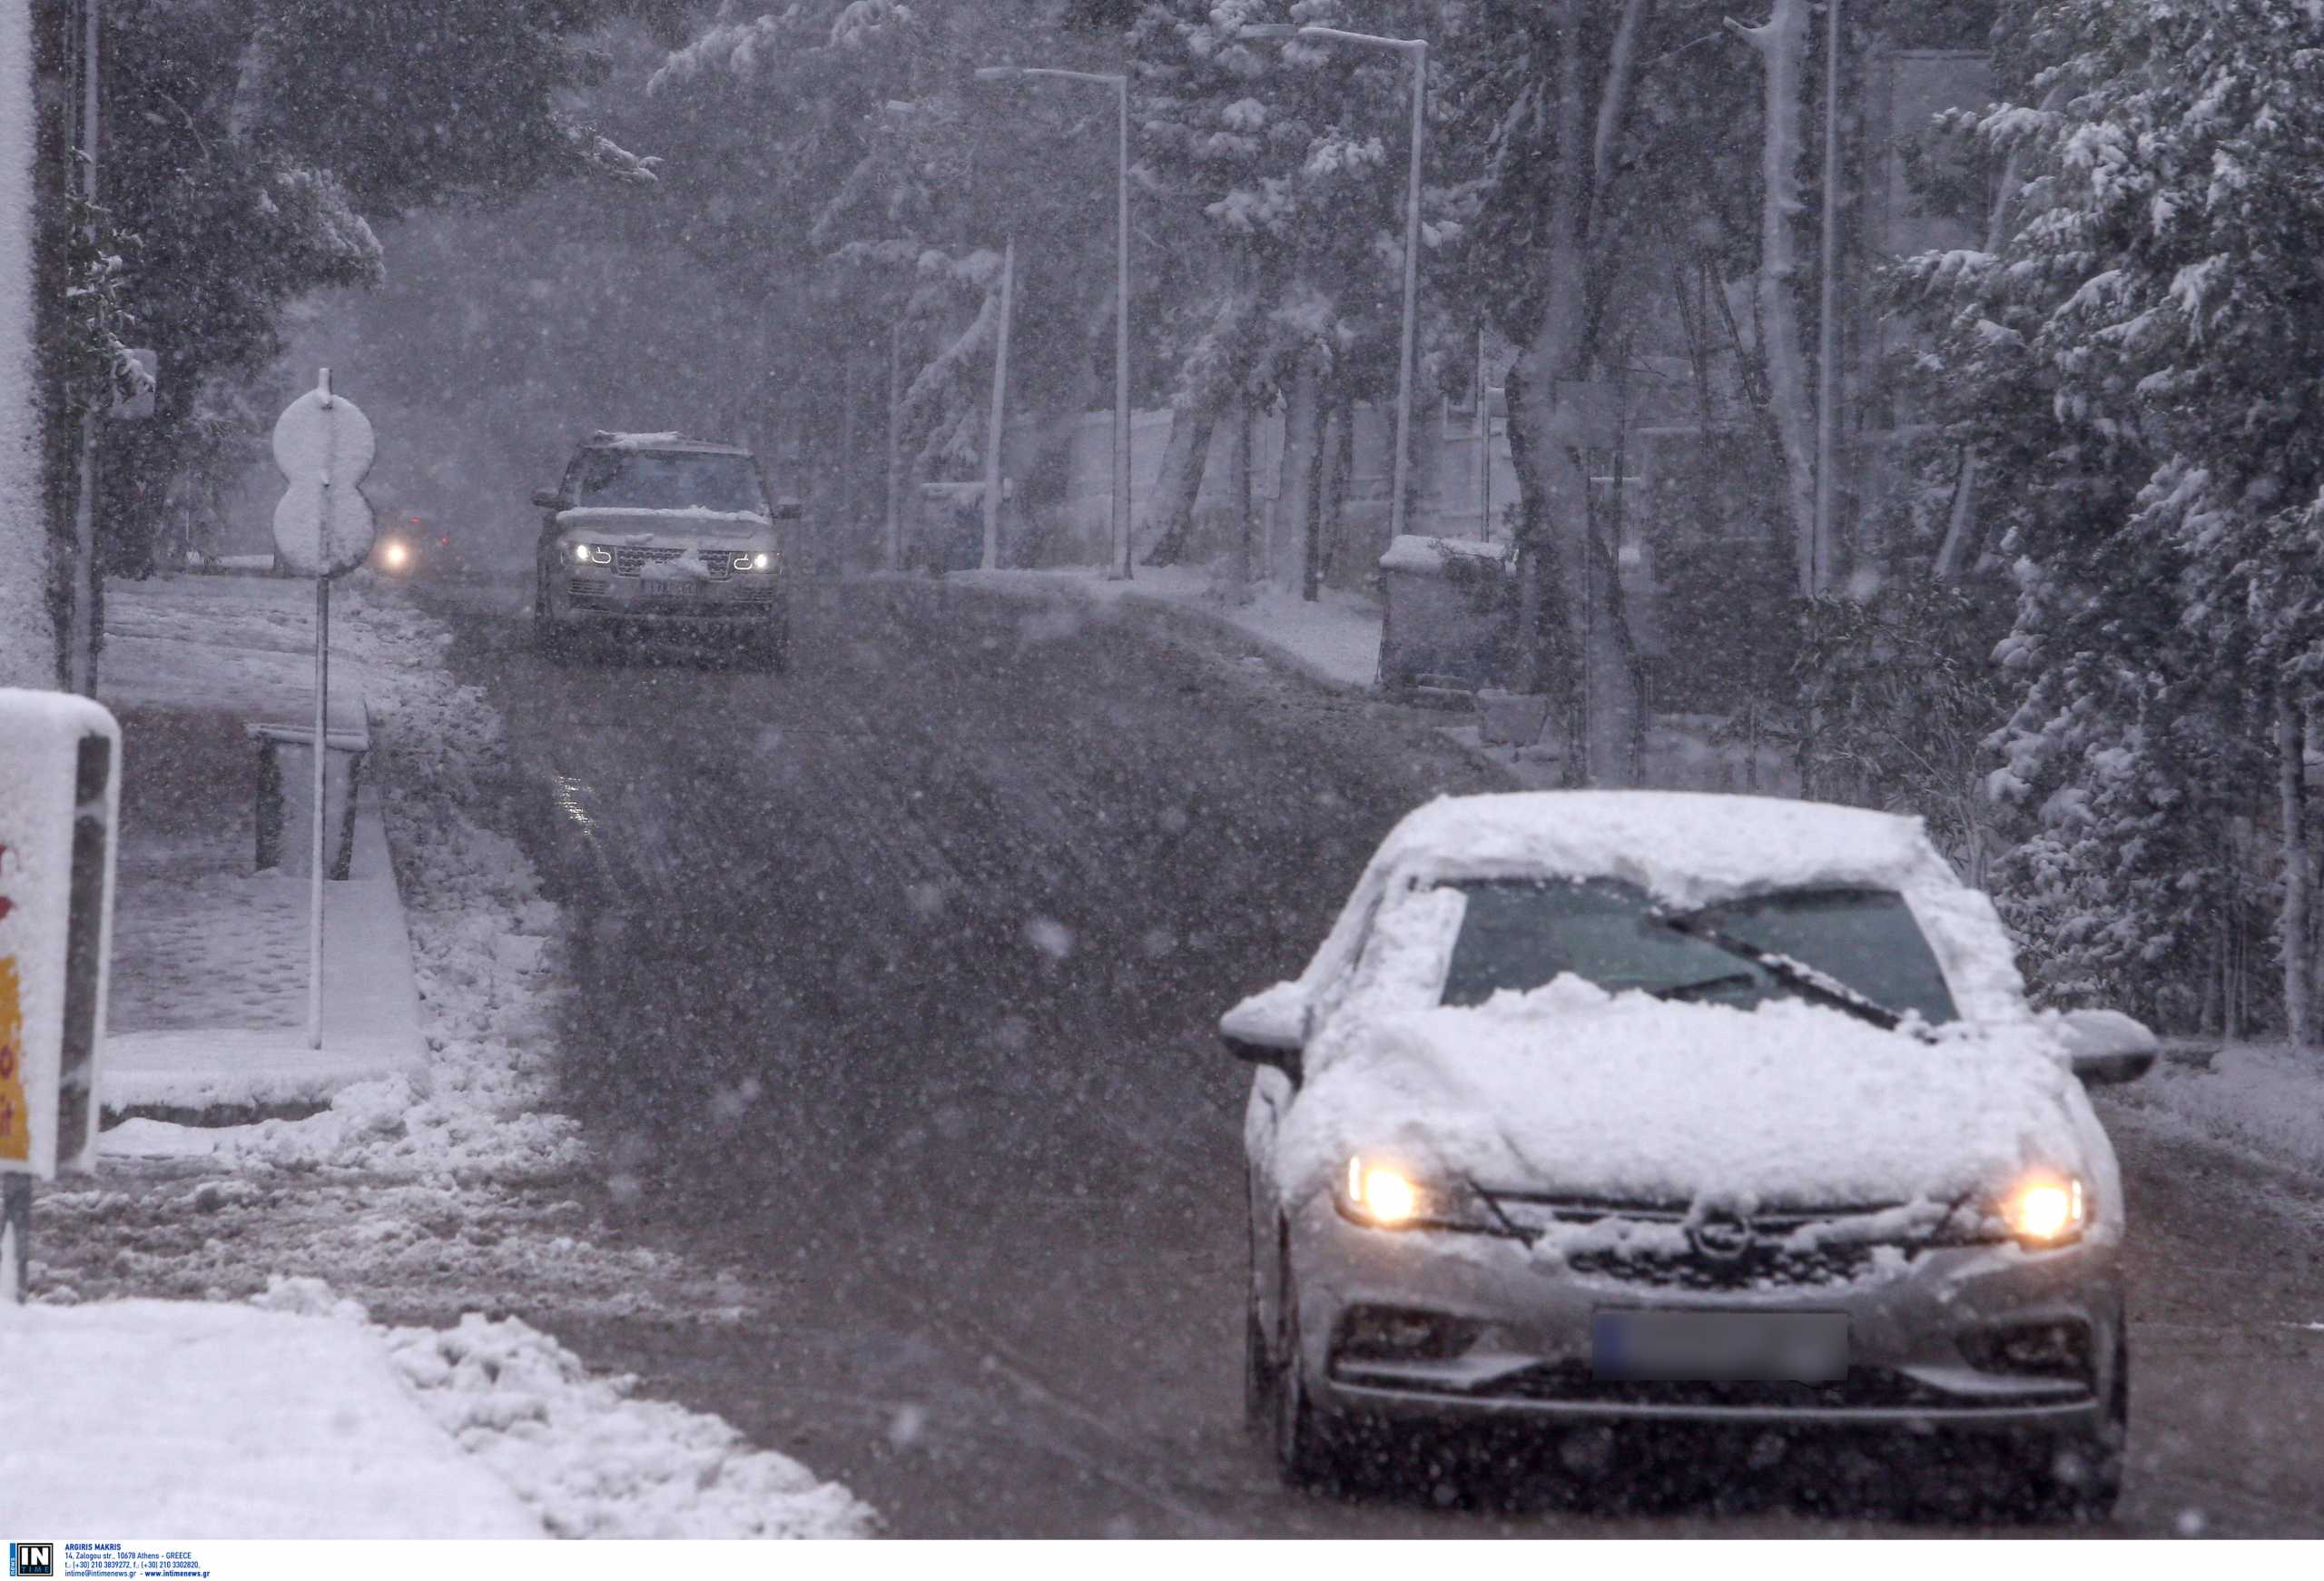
xmin=2055 ymin=1008 xmax=2159 ymax=1085
xmin=1220 ymin=983 xmax=1308 ymax=1083
xmin=533 ymin=489 xmax=566 ymax=510
xmin=774 ymin=496 xmax=803 ymax=521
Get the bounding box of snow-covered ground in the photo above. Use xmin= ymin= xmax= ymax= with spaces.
xmin=2102 ymin=1042 xmax=2324 ymax=1177
xmin=934 ymin=562 xmax=1384 ymax=690
xmin=24 ymin=571 xmax=872 ymax=1539
xmin=4 ymin=1277 xmax=872 ymax=1537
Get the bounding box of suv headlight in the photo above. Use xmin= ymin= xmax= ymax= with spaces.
xmin=571 ymin=543 xmax=610 ymax=566
xmin=1998 ymin=1172 xmax=2087 ymax=1247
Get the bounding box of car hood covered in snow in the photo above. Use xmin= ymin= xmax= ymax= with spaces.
xmin=1281 ymin=975 xmax=2095 ymax=1213
xmin=555 ymin=506 xmax=773 ymax=539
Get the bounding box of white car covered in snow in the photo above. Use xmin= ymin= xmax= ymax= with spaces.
xmin=1223 ymin=790 xmax=2157 ymax=1516
xmin=533 ymin=431 xmax=796 ymax=668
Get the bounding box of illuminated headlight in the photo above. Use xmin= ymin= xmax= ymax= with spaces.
xmin=1336 ymin=1156 xmax=1491 ymax=1231
xmin=753 ymin=551 xmax=773 ymax=571
xmin=382 ymin=539 xmax=409 ymax=569
xmin=572 ymin=542 xmax=592 ymax=564
xmin=2001 ymin=1174 xmax=2087 ymax=1246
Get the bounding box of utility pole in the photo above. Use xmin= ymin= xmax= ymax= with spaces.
xmin=67 ymin=0 xmax=101 ymax=696
xmin=1813 ymin=0 xmax=1842 ymax=594
xmin=981 ymin=234 xmax=1014 ymax=573
xmin=1245 ymin=25 xmax=1428 ymax=540
xmin=973 ymin=65 xmax=1136 ymax=578
xmin=886 ymin=319 xmax=904 ymax=573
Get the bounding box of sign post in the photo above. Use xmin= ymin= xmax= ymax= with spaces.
xmin=0 ymin=693 xmax=121 ymax=1302
xmin=270 ymin=369 xmax=377 ymax=1052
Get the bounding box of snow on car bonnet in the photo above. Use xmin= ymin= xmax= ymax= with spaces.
xmin=1290 ymin=977 xmax=2087 ymax=1210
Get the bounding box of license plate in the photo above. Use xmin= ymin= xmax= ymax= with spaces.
xmin=1592 ymin=1309 xmax=1848 ymax=1382
xmin=642 ymin=580 xmax=693 ymax=599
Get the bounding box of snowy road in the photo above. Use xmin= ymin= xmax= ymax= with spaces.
xmin=432 ymin=578 xmax=2324 ymax=1538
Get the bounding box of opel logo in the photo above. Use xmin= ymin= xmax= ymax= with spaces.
xmin=1689 ymin=1210 xmax=1755 ymax=1261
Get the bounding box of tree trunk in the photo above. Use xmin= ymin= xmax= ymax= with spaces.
xmin=2280 ymin=686 xmax=2312 ymax=1047
xmin=1316 ymin=388 xmax=1353 ymax=588
xmin=1508 ymin=0 xmax=1644 ymax=786
xmin=1734 ymin=1 xmax=1819 ymax=596
xmin=1226 ymin=392 xmax=1255 ymax=602
xmin=1275 ymin=348 xmax=1324 ymax=597
xmin=1140 ymin=401 xmax=1217 ymax=567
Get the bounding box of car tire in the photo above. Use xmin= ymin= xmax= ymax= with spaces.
xmin=2030 ymin=1331 xmax=2128 ymax=1522
xmin=1272 ymin=1242 xmax=1339 ymax=1488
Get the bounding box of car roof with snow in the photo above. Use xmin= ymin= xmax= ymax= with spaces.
xmin=1371 ymin=791 xmax=1959 ymax=910
xmin=583 ymin=430 xmax=752 ymax=456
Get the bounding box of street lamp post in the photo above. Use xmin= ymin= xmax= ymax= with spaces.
xmin=976 ymin=65 xmax=1134 ymax=580
xmin=1247 ymin=25 xmax=1427 ymax=543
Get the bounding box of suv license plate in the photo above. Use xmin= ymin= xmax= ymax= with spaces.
xmin=642 ymin=580 xmax=693 ymax=599
xmin=1592 ymin=1310 xmax=1848 ymax=1382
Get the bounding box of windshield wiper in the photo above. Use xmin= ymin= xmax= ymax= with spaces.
xmin=1649 ymin=971 xmax=1759 ymax=1003
xmin=1647 ymin=911 xmax=1905 ymax=1032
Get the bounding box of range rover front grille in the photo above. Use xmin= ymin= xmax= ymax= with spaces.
xmin=612 ymin=546 xmax=684 ymax=577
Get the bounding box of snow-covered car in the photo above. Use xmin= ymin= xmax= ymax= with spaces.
xmin=532 ymin=432 xmax=796 ymax=668
xmin=1223 ymin=790 xmax=2157 ymax=1516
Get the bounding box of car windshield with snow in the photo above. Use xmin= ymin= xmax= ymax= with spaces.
xmin=1225 ymin=791 xmax=2159 ymax=1517
xmin=1438 ymin=878 xmax=1960 ymax=1025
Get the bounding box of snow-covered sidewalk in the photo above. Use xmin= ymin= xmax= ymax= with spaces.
xmin=25 ymin=570 xmax=872 ymax=1539
xmin=2 ymin=1279 xmax=871 ymax=1537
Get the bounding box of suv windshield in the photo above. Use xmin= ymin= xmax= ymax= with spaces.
xmin=1437 ymin=878 xmax=1959 ymax=1024
xmin=572 ymin=450 xmax=767 ymax=514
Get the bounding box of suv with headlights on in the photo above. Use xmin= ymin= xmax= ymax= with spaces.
xmin=532 ymin=431 xmax=796 ymax=668
xmin=1224 ymin=790 xmax=2157 ymax=1517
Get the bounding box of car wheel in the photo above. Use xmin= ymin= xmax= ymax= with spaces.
xmin=1273 ymin=1241 xmax=1339 ymax=1488
xmin=1244 ymin=1198 xmax=1275 ymax=1431
xmin=2031 ymin=1331 xmax=2128 ymax=1522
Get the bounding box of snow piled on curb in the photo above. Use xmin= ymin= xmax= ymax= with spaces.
xmin=192 ymin=587 xmax=583 ymax=1181
xmin=255 ymin=1278 xmax=875 ymax=1539
xmin=2105 ymin=1042 xmax=2324 ymax=1175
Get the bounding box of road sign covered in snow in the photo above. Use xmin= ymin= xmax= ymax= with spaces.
xmin=271 ymin=369 xmax=378 ymax=577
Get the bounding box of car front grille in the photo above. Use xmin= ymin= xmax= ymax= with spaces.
xmin=1479 ymin=1192 xmax=2005 ymax=1292
xmin=1562 ymin=1244 xmax=1884 ymax=1292
xmin=697 ymin=549 xmax=734 ymax=580
xmin=612 ymin=546 xmax=685 ymax=577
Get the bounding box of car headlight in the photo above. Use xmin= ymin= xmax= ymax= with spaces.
xmin=1336 ymin=1156 xmax=1499 ymax=1232
xmin=572 ymin=542 xmax=592 ymax=564
xmin=2000 ymin=1173 xmax=2087 ymax=1247
xmin=381 ymin=539 xmax=409 ymax=569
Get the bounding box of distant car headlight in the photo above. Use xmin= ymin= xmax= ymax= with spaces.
xmin=382 ymin=539 xmax=409 ymax=569
xmin=2001 ymin=1174 xmax=2086 ymax=1246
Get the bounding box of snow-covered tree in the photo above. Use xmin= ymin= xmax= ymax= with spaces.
xmin=1903 ymin=0 xmax=2324 ymax=1035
